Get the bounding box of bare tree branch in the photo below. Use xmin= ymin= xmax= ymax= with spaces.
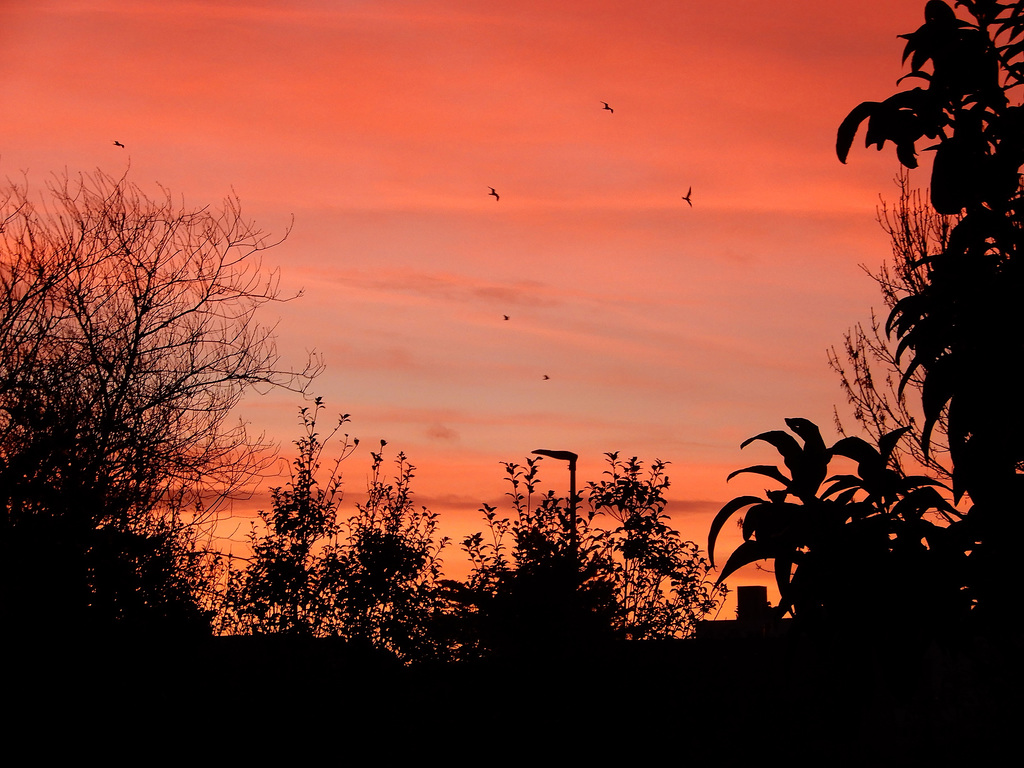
xmin=830 ymin=172 xmax=957 ymax=481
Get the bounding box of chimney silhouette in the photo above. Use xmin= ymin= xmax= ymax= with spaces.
xmin=736 ymin=585 xmax=769 ymax=623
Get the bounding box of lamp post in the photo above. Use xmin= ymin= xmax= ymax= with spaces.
xmin=531 ymin=449 xmax=579 ymax=555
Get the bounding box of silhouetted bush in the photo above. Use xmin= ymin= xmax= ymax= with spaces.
xmin=710 ymin=418 xmax=971 ymax=637
xmin=221 ymin=401 xmax=451 ymax=662
xmin=452 ymin=454 xmax=724 ymax=657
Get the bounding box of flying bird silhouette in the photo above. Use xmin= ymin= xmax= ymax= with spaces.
xmin=113 ymin=140 xmax=125 ymax=148
xmin=489 ymin=187 xmax=500 ymax=201
xmin=682 ymin=187 xmax=693 ymax=207
xmin=542 ymin=375 xmax=550 ymax=380
xmin=503 ymin=315 xmax=509 ymax=321
xmin=601 ymin=101 xmax=614 ymax=114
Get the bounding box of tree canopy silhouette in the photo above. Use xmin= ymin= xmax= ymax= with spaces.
xmin=712 ymin=1 xmax=1024 ymax=631
xmin=0 ymin=170 xmax=319 ymax=634
xmin=838 ymin=0 xmax=1024 ymax=622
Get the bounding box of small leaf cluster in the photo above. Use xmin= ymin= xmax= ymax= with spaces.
xmin=335 ymin=445 xmax=450 ymax=661
xmin=220 ymin=399 xmax=353 ymax=637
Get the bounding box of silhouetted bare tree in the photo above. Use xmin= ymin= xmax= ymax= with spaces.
xmin=828 ymin=173 xmax=957 ymax=482
xmin=0 ymin=170 xmax=319 ymax=634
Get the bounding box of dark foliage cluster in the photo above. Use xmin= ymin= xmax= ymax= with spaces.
xmin=837 ymin=0 xmax=1024 ymax=505
xmin=220 ymin=400 xmax=450 ymax=662
xmin=448 ymin=454 xmax=724 ymax=658
xmin=219 ymin=423 xmax=722 ymax=662
xmin=586 ymin=454 xmax=725 ymax=640
xmin=709 ymin=419 xmax=969 ymax=636
xmin=714 ymin=0 xmax=1024 ymax=635
xmin=450 ymin=457 xmax=622 ymax=656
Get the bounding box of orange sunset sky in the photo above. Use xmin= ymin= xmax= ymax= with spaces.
xmin=1 ymin=0 xmax=932 ymax=596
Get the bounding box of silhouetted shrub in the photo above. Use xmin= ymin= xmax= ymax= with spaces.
xmin=453 ymin=454 xmax=724 ymax=657
xmin=710 ymin=418 xmax=972 ymax=637
xmin=221 ymin=401 xmax=451 ymax=662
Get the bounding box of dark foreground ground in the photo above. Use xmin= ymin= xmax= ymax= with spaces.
xmin=9 ymin=632 xmax=1020 ymax=764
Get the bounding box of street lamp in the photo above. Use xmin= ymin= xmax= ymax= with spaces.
xmin=531 ymin=449 xmax=579 ymax=554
